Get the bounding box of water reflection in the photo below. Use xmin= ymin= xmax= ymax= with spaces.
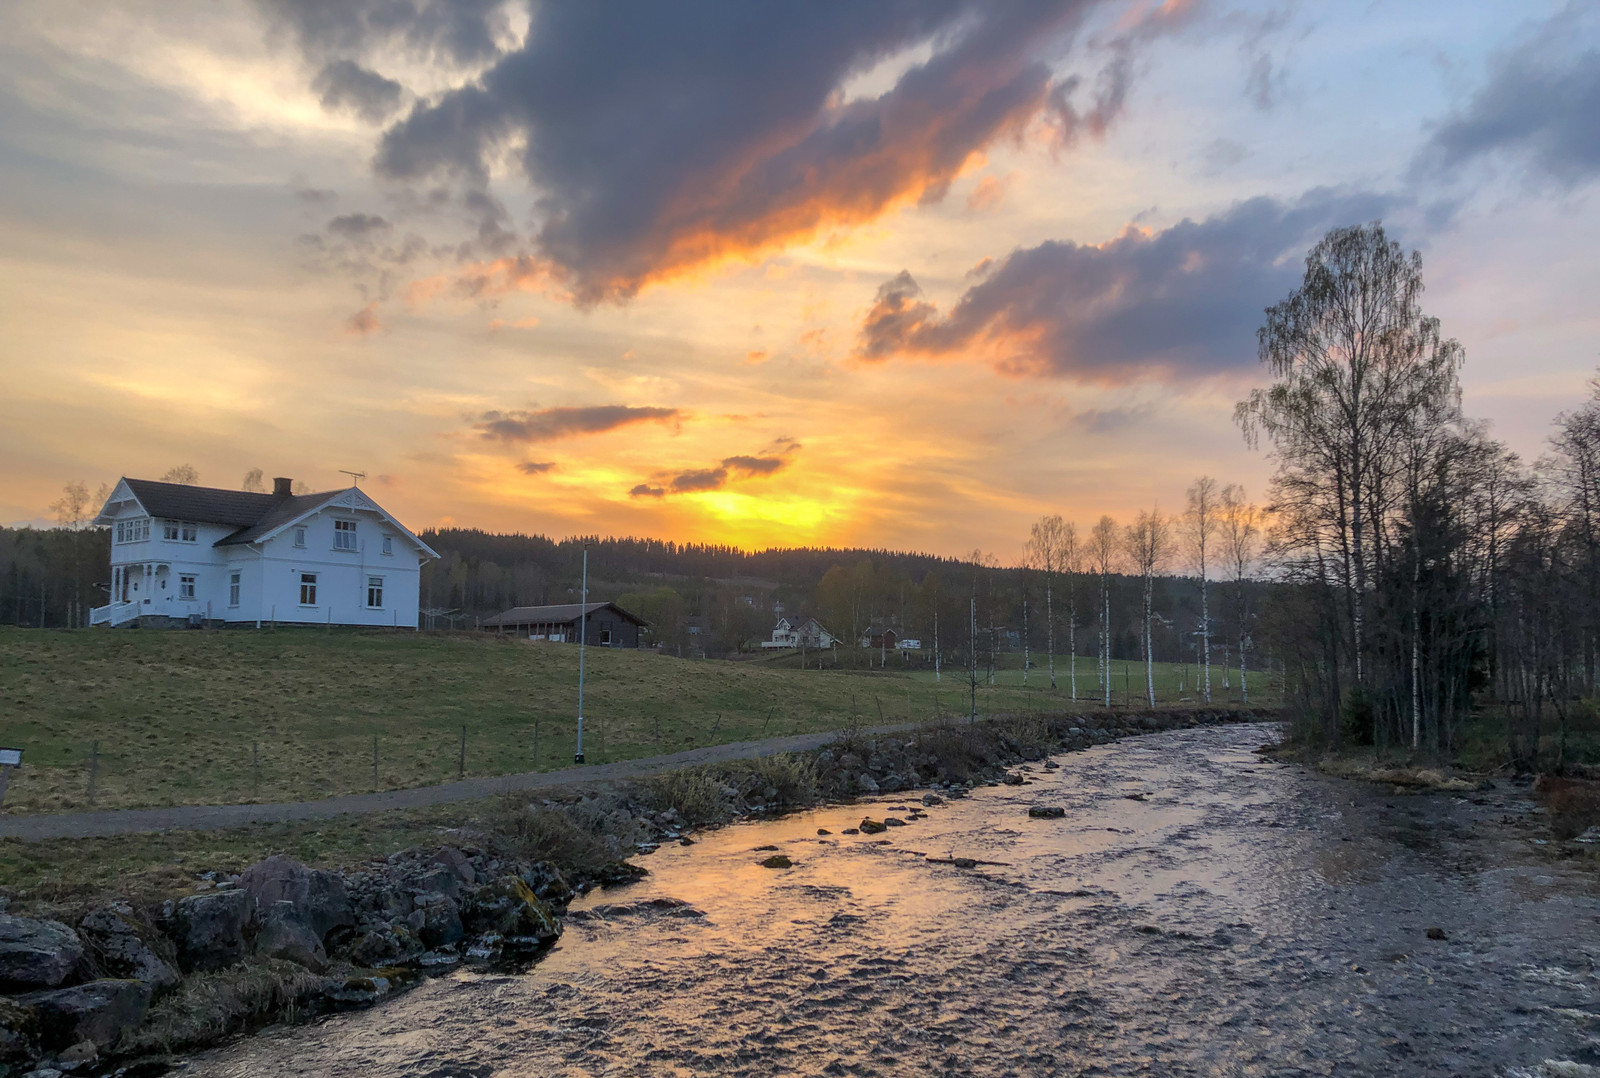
xmin=188 ymin=724 xmax=1599 ymax=1078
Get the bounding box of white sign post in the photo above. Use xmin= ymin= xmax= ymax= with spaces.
xmin=0 ymin=747 xmax=21 ymax=807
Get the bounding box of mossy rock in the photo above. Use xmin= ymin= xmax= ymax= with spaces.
xmin=759 ymin=855 xmax=793 ymax=869
xmin=858 ymin=819 xmax=887 ymax=834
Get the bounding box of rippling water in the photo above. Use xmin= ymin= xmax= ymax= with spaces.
xmin=186 ymin=724 xmax=1599 ymax=1077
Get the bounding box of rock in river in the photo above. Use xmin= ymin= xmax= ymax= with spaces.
xmin=859 ymin=819 xmax=888 ymax=835
xmin=1028 ymin=806 xmax=1066 ymax=819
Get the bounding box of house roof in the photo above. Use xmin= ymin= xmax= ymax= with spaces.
xmin=118 ymin=479 xmax=288 ymax=528
xmin=481 ymin=602 xmax=648 ymax=628
xmin=98 ymin=477 xmax=439 ymax=559
xmin=213 ymin=492 xmax=343 ymax=545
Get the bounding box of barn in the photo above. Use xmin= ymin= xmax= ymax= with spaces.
xmin=481 ymin=602 xmax=647 ymax=648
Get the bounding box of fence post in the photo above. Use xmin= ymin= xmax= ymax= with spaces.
xmin=372 ymin=735 xmax=378 ymax=791
xmin=458 ymin=724 xmax=466 ymax=779
xmin=252 ymin=741 xmax=259 ymax=794
xmin=87 ymin=740 xmax=99 ymax=805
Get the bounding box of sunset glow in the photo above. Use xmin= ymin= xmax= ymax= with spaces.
xmin=2 ymin=1 xmax=1597 ymax=558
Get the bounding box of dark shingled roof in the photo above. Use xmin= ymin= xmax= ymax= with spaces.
xmin=481 ymin=602 xmax=647 ymax=628
xmin=120 ymin=478 xmax=343 ymax=547
xmin=122 ymin=479 xmax=283 ymax=528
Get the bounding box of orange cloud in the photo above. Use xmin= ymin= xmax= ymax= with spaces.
xmin=966 ymin=174 xmax=1012 ymax=212
xmin=344 ymin=302 xmax=380 ymax=336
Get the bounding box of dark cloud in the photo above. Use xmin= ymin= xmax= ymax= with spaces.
xmin=1070 ymin=405 xmax=1152 ymax=435
xmin=293 ymin=185 xmax=337 ymax=204
xmin=371 ymin=2 xmax=1136 ymax=304
xmin=473 ymin=405 xmax=680 ymax=443
xmin=327 ymin=212 xmax=393 ymax=241
xmin=1418 ymin=7 xmax=1600 ymax=188
xmin=261 ymin=0 xmax=512 ymax=68
xmin=721 ymin=455 xmax=786 ymax=476
xmin=313 ymin=59 xmax=405 ymax=124
xmin=855 ymin=188 xmax=1394 ymax=380
xmin=517 ymin=461 xmax=557 ymax=475
xmin=630 ymin=449 xmax=794 ymax=498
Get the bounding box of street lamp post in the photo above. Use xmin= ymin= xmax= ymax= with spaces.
xmin=575 ymin=542 xmax=588 ymax=764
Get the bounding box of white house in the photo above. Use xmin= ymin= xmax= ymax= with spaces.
xmin=761 ymin=616 xmax=837 ymax=649
xmin=89 ymin=476 xmax=438 ymax=629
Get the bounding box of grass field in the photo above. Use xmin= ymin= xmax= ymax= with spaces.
xmin=0 ymin=627 xmax=1279 ymax=815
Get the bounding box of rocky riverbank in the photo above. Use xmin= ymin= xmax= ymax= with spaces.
xmin=0 ymin=707 xmax=1272 ymax=1075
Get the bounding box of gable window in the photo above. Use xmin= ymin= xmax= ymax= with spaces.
xmin=229 ymin=572 xmax=241 ymax=607
xmin=115 ymin=518 xmax=150 ymax=544
xmin=179 ymin=575 xmax=196 ymax=600
xmin=366 ymin=576 xmax=384 ymax=609
xmin=293 ymin=527 xmax=307 ymax=548
xmin=299 ymin=573 xmax=318 ymax=606
xmin=381 ymin=535 xmax=393 ymax=556
xmin=334 ymin=519 xmax=357 ymax=551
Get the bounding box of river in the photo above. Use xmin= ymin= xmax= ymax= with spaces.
xmin=184 ymin=723 xmax=1598 ymax=1077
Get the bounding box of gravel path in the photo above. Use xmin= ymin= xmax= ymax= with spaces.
xmin=0 ymin=723 xmax=920 ymax=842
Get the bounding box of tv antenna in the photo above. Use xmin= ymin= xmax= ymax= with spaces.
xmin=338 ymin=469 xmax=366 ymax=487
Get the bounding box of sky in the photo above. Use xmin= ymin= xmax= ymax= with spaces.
xmin=1 ymin=0 xmax=1597 ymax=559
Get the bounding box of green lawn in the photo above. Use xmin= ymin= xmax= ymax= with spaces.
xmin=0 ymin=627 xmax=1277 ymax=815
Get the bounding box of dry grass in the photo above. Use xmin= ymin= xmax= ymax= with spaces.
xmin=122 ymin=958 xmax=329 ymax=1054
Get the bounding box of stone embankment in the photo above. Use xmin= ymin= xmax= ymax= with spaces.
xmin=0 ymin=707 xmax=1271 ymax=1075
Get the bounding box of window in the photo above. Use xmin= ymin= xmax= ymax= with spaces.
xmin=163 ymin=521 xmax=180 ymax=540
xmin=181 ymin=522 xmax=197 ymax=542
xmin=299 ymin=573 xmax=318 ymax=606
xmin=115 ymin=518 xmax=150 ymax=544
xmin=366 ymin=576 xmax=384 ymax=609
xmin=164 ymin=521 xmax=198 ymax=542
xmin=229 ymin=572 xmax=241 ymax=607
xmin=293 ymin=527 xmax=307 ymax=548
xmin=333 ymin=519 xmax=357 ymax=551
xmin=600 ymin=628 xmax=612 ymax=645
xmin=179 ymin=575 xmax=196 ymax=600
xmin=381 ymin=535 xmax=393 ymax=556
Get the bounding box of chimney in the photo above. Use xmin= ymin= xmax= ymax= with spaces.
xmin=273 ymin=477 xmax=293 ymax=497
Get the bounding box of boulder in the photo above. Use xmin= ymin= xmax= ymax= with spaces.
xmin=858 ymin=818 xmax=887 ymax=835
xmin=464 ymin=877 xmax=562 ymax=943
xmin=1028 ymin=806 xmax=1066 ymax=819
xmin=75 ymin=908 xmax=180 ymax=993
xmin=237 ymin=855 xmax=354 ymax=941
xmin=0 ymin=915 xmax=82 ymax=991
xmin=170 ymin=889 xmax=253 ymax=973
xmin=855 ymin=773 xmax=880 ymax=794
xmin=430 ymin=847 xmax=478 ymax=889
xmin=413 ymin=893 xmax=464 ymax=949
xmin=20 ymin=979 xmax=150 ymax=1052
xmin=759 ymin=855 xmax=793 ymax=869
xmin=0 ymin=997 xmax=38 ymax=1063
xmin=254 ymin=902 xmax=327 ymax=973
xmin=347 ymin=924 xmax=423 ymax=969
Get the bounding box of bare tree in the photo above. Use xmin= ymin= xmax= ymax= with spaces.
xmin=1220 ymin=485 xmax=1262 ymax=703
xmin=162 ymin=464 xmax=200 ymax=485
xmin=1183 ymin=476 xmax=1220 ymax=702
xmin=1062 ymin=520 xmax=1081 ymax=700
xmin=1089 ymin=516 xmax=1120 ymax=707
xmin=242 ymin=468 xmax=265 ymax=492
xmin=1026 ymin=515 xmax=1066 ymax=691
xmin=1124 ymin=508 xmax=1173 ymax=706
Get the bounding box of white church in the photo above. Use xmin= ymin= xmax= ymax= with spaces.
xmin=89 ymin=476 xmax=438 ymax=629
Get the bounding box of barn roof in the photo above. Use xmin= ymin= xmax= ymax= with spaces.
xmin=482 ymin=602 xmax=648 ymax=628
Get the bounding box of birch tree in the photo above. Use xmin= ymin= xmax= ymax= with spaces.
xmin=1026 ymin=515 xmax=1067 ymax=691
xmin=1183 ymin=476 xmax=1220 ymax=702
xmin=1124 ymin=508 xmax=1173 ymax=706
xmin=1220 ymin=484 xmax=1261 ymax=703
xmin=1089 ymin=516 xmax=1120 ymax=707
